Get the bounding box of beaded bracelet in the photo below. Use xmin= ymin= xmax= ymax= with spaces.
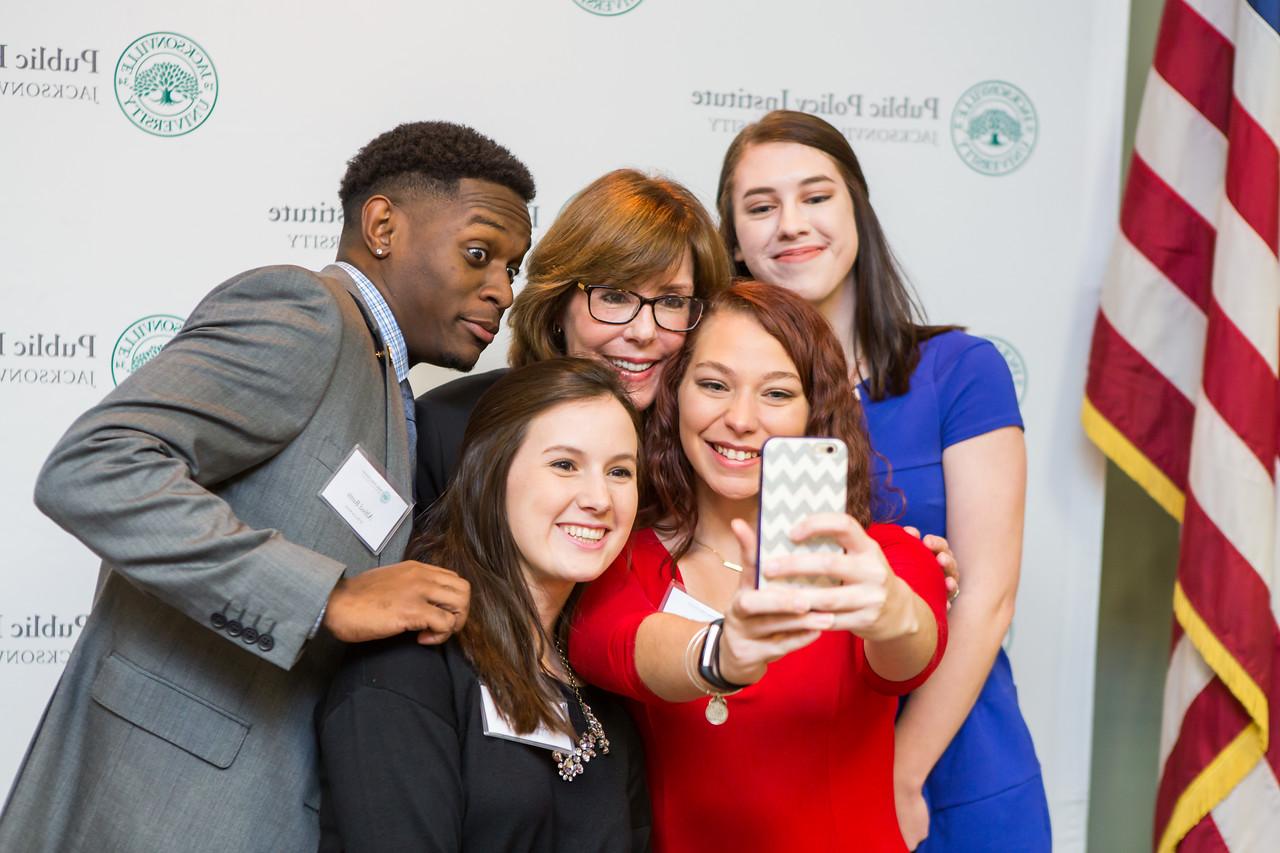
xmin=683 ymin=621 xmax=742 ymax=726
xmin=698 ymin=618 xmax=749 ymax=693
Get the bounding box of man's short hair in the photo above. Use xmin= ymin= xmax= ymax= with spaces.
xmin=339 ymin=121 xmax=535 ymax=222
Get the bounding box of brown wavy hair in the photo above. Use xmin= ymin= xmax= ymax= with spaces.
xmin=508 ymin=168 xmax=732 ymax=367
xmin=410 ymin=357 xmax=641 ymax=736
xmin=716 ymin=110 xmax=957 ymax=402
xmin=641 ymin=281 xmax=873 ymax=561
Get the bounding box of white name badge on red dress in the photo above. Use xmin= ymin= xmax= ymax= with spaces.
xmin=660 ymin=582 xmax=723 ymax=621
xmin=318 ymin=444 xmax=412 ymax=554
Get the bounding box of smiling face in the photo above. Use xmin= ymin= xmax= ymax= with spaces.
xmin=380 ymin=178 xmax=532 ymax=370
xmin=505 ymin=396 xmax=640 ymax=611
xmin=729 ymin=142 xmax=859 ymax=314
xmin=560 ymin=248 xmax=694 ymax=410
xmin=677 ymin=310 xmax=810 ymax=502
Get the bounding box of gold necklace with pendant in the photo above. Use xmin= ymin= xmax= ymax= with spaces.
xmin=691 ymin=538 xmax=743 ymax=573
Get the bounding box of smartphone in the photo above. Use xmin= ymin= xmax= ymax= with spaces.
xmin=755 ymin=436 xmax=848 ymax=589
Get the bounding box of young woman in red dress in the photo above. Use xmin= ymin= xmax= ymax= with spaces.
xmin=571 ymin=281 xmax=949 ymax=852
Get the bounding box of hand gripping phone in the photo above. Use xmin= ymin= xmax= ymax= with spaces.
xmin=756 ymin=436 xmax=848 ymax=589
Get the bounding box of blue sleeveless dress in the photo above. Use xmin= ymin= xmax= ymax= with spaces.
xmin=861 ymin=331 xmax=1051 ymax=851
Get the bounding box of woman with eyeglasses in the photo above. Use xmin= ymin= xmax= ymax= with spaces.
xmin=716 ymin=111 xmax=1048 ymax=851
xmin=414 ymin=169 xmax=732 ymax=507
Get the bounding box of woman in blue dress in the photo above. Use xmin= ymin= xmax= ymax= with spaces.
xmin=715 ymin=110 xmax=1051 ymax=851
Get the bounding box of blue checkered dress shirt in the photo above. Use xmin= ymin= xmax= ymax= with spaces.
xmin=335 ymin=262 xmax=417 ymax=479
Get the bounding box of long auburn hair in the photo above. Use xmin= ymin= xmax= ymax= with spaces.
xmin=716 ymin=110 xmax=958 ymax=401
xmin=508 ymin=168 xmax=732 ymax=367
xmin=641 ymin=281 xmax=873 ymax=561
xmin=409 ymin=358 xmax=641 ymax=736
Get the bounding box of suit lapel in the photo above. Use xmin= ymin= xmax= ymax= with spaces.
xmin=321 ymin=264 xmax=381 ymax=343
xmin=319 ymin=265 xmax=414 ymax=549
xmin=383 ymin=347 xmax=411 ymax=516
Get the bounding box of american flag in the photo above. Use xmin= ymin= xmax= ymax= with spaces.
xmin=1082 ymin=0 xmax=1279 ymax=849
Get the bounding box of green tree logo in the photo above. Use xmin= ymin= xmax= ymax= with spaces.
xmin=951 ymin=80 xmax=1038 ymax=176
xmin=133 ymin=61 xmax=199 ymax=106
xmin=114 ymin=33 xmax=219 ymax=137
xmin=968 ymin=109 xmax=1022 ymax=148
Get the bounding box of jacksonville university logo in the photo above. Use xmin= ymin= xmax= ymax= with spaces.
xmin=573 ymin=0 xmax=644 ymax=16
xmin=111 ymin=315 xmax=183 ymax=386
xmin=114 ymin=33 xmax=217 ymax=137
xmin=985 ymin=336 xmax=1028 ymax=405
xmin=951 ymin=80 xmax=1037 ymax=176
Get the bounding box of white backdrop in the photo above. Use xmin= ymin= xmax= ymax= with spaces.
xmin=0 ymin=2 xmax=1126 ymax=848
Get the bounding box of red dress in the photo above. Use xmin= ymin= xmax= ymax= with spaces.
xmin=570 ymin=525 xmax=948 ymax=853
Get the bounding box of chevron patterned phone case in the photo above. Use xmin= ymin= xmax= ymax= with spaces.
xmin=756 ymin=436 xmax=848 ymax=589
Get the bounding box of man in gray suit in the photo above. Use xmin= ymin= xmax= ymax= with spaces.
xmin=0 ymin=121 xmax=534 ymax=852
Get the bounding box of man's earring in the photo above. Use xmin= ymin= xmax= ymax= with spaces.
xmin=375 ymin=247 xmax=384 ymax=256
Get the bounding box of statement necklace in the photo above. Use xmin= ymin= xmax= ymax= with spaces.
xmin=692 ymin=538 xmax=743 ymax=573
xmin=552 ymin=642 xmax=610 ymax=781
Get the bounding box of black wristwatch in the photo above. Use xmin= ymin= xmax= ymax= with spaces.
xmin=698 ymin=618 xmax=748 ymax=692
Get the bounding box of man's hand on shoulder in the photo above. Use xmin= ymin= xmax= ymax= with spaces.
xmin=323 ymin=561 xmax=470 ymax=645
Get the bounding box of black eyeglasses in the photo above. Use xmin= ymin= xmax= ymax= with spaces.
xmin=576 ymin=283 xmax=706 ymax=332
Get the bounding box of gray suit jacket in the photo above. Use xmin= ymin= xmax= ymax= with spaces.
xmin=0 ymin=265 xmax=413 ymax=853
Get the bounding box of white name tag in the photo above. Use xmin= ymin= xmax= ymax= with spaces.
xmin=318 ymin=445 xmax=412 ymax=554
xmin=479 ymin=683 xmax=575 ymax=752
xmin=660 ymin=583 xmax=723 ymax=621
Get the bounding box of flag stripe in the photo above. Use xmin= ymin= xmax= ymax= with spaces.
xmin=1154 ymin=677 xmax=1250 ymax=836
xmin=1179 ymin=497 xmax=1276 ymax=718
xmin=1121 ymin=155 xmax=1216 ymax=310
xmin=1184 ymin=0 xmax=1239 ymax=41
xmin=1135 ymin=69 xmax=1229 ymax=225
xmin=1177 ymin=809 xmax=1228 ymax=850
xmin=1267 ymin=628 xmax=1280 ymax=765
xmin=1185 ymin=410 xmax=1276 ymax=622
xmin=1180 ymin=814 xmax=1232 ymax=852
xmin=1225 ymin=99 xmax=1280 ymax=255
xmin=1210 ymin=202 xmax=1280 ymax=374
xmin=1154 ymin=0 xmax=1236 ymax=133
xmin=1156 ymin=722 xmax=1263 ymax=852
xmin=1100 ymin=234 xmax=1206 ymax=401
xmin=1085 ymin=313 xmax=1195 ymax=494
xmin=1213 ymin=741 xmax=1280 ymax=848
xmin=1082 ymin=398 xmax=1188 ymax=521
xmin=1201 ymin=303 xmax=1280 ymax=473
xmin=1236 ymin=6 xmax=1280 ymax=147
xmin=1159 ymin=558 xmax=1275 ymax=852
xmin=1161 ymin=634 xmax=1219 ymax=772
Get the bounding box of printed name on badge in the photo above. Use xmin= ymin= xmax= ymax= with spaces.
xmin=318 ymin=445 xmax=412 ymax=554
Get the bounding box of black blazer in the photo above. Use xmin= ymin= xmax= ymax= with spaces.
xmin=414 ymin=368 xmax=508 ymax=509
xmin=317 ymin=635 xmax=651 ymax=852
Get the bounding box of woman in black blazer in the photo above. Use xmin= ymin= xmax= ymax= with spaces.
xmin=318 ymin=358 xmax=651 ymax=852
